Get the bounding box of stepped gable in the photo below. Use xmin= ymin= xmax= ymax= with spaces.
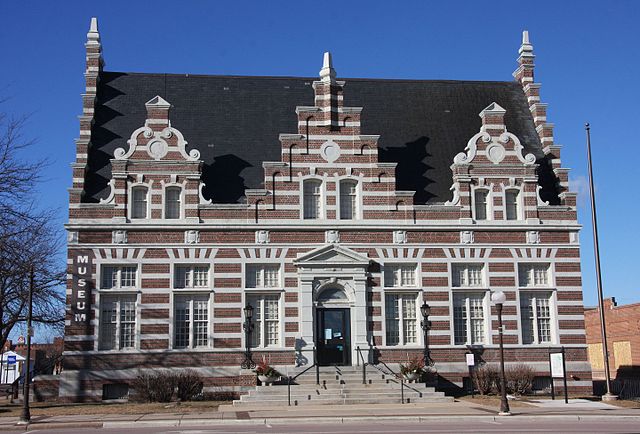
xmin=85 ymin=72 xmax=556 ymax=205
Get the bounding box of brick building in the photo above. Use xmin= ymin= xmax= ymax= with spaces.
xmin=61 ymin=18 xmax=591 ymax=401
xmin=586 ymin=298 xmax=640 ymax=380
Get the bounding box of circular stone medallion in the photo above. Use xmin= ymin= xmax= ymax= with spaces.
xmin=320 ymin=140 xmax=341 ymax=163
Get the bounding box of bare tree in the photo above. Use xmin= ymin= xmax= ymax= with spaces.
xmin=0 ymin=102 xmax=65 ymax=350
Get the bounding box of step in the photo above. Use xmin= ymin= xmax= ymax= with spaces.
xmin=234 ymin=396 xmax=453 ymax=406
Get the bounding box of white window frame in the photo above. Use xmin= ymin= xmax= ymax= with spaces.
xmin=384 ymin=292 xmax=420 ymax=347
xmin=518 ymin=290 xmax=556 ymax=345
xmin=383 ymin=264 xmax=417 ymax=288
xmin=245 ymin=264 xmax=281 ymax=288
xmin=98 ymin=294 xmax=137 ymax=351
xmin=301 ymin=178 xmax=323 ymax=220
xmin=452 ymin=291 xmax=489 ymax=345
xmin=504 ymin=188 xmax=522 ymax=221
xmin=451 ymin=263 xmax=485 ymax=288
xmin=164 ymin=185 xmax=182 ymax=219
xmin=518 ymin=263 xmax=551 ymax=288
xmin=173 ymin=264 xmax=210 ymax=289
xmin=172 ymin=294 xmax=211 ymax=349
xmin=245 ymin=292 xmax=282 ymax=348
xmin=129 ymin=184 xmax=150 ymax=220
xmin=100 ymin=265 xmax=138 ymax=290
xmin=338 ymin=178 xmax=359 ymax=220
xmin=472 ymin=186 xmax=491 ymax=221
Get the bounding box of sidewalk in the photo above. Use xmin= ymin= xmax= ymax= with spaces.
xmin=0 ymin=399 xmax=639 ymax=430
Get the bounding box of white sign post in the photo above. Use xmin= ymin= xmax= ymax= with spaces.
xmin=549 ymin=347 xmax=568 ymax=403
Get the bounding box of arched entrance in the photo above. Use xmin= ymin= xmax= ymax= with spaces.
xmin=315 ymin=286 xmax=351 ymax=366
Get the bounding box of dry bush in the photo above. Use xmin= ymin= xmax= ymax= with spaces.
xmin=132 ymin=371 xmax=176 ymax=402
xmin=505 ymin=364 xmax=535 ymax=396
xmin=472 ymin=364 xmax=498 ymax=395
xmin=176 ymin=370 xmax=204 ymax=401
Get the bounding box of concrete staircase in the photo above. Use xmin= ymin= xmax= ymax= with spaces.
xmin=233 ymin=365 xmax=452 ymax=407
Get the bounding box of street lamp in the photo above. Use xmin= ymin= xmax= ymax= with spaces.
xmin=491 ymin=290 xmax=510 ymax=416
xmin=241 ymin=304 xmax=256 ymax=369
xmin=420 ymin=302 xmax=432 ymax=366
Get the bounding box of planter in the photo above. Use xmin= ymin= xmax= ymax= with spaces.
xmin=403 ymin=372 xmax=420 ymax=382
xmin=258 ymin=375 xmax=279 ymax=386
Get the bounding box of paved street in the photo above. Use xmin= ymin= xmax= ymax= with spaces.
xmin=4 ymin=419 xmax=640 ymax=433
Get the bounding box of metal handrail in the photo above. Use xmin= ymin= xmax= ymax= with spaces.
xmin=286 ymin=347 xmax=321 ymax=406
xmin=356 ymin=346 xmax=367 ymax=385
xmin=369 ymin=359 xmax=424 ymax=402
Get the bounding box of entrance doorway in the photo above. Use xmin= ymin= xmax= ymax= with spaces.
xmin=316 ymin=308 xmax=351 ymax=366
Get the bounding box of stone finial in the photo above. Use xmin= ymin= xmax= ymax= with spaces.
xmin=479 ymin=102 xmax=506 ymax=126
xmin=145 ymin=95 xmax=171 ymax=109
xmin=519 ymin=30 xmax=534 ymax=56
xmin=87 ymin=17 xmax=100 ymax=45
xmin=319 ymin=51 xmax=336 ymax=84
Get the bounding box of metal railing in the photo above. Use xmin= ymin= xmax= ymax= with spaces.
xmin=285 ymin=347 xmax=320 ymax=406
xmin=369 ymin=359 xmax=424 ymax=404
xmin=355 ymin=346 xmax=367 ymax=385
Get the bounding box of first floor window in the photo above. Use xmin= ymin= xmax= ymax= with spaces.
xmin=247 ymin=294 xmax=280 ymax=347
xmin=339 ymin=180 xmax=357 ymax=219
xmin=174 ymin=295 xmax=210 ymax=349
xmin=519 ymin=263 xmax=550 ymax=287
xmin=384 ymin=264 xmax=416 ymax=287
xmin=505 ymin=190 xmax=519 ymax=220
xmin=474 ymin=189 xmax=488 ymax=220
xmin=246 ymin=264 xmax=280 ymax=288
xmin=303 ymin=179 xmax=322 ymax=219
xmin=453 ymin=292 xmax=486 ymax=345
xmin=131 ymin=186 xmax=148 ymax=219
xmin=165 ymin=187 xmax=181 ymax=219
xmin=385 ymin=293 xmax=418 ymax=346
xmin=520 ymin=291 xmax=552 ymax=344
xmin=452 ymin=264 xmax=484 ymax=287
xmin=175 ymin=265 xmax=209 ymax=289
xmin=101 ymin=265 xmax=137 ymax=289
xmin=99 ymin=295 xmax=136 ymax=350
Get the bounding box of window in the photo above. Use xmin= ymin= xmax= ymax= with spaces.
xmin=520 ymin=292 xmax=552 ymax=344
xmin=453 ymin=292 xmax=486 ymax=345
xmin=452 ymin=264 xmax=484 ymax=287
xmin=303 ymin=180 xmax=321 ymax=219
xmin=385 ymin=293 xmax=418 ymax=346
xmin=165 ymin=187 xmax=181 ymax=219
xmin=175 ymin=265 xmax=209 ymax=289
xmin=339 ymin=180 xmax=357 ymax=219
xmin=246 ymin=265 xmax=280 ymax=288
xmin=131 ymin=186 xmax=148 ymax=219
xmin=101 ymin=265 xmax=137 ymax=289
xmin=174 ymin=295 xmax=209 ymax=349
xmin=246 ymin=294 xmax=280 ymax=347
xmin=474 ymin=190 xmax=488 ymax=220
xmin=384 ymin=264 xmax=416 ymax=288
xmin=505 ymin=190 xmax=519 ymax=220
xmin=519 ymin=264 xmax=550 ymax=287
xmin=99 ymin=295 xmax=136 ymax=350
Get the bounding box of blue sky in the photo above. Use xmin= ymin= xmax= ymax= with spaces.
xmin=0 ymin=0 xmax=637 ymax=313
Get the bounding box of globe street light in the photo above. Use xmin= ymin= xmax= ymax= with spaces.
xmin=491 ymin=290 xmax=510 ymax=416
xmin=420 ymin=302 xmax=432 ymax=366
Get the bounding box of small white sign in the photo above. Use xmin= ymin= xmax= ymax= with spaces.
xmin=550 ymin=352 xmax=564 ymax=378
xmin=466 ymin=353 xmax=475 ymax=366
xmin=324 ymin=328 xmax=332 ymax=340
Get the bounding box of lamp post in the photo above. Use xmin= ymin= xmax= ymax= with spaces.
xmin=19 ymin=267 xmax=34 ymax=424
xmin=241 ymin=304 xmax=256 ymax=369
xmin=491 ymin=290 xmax=510 ymax=416
xmin=420 ymin=302 xmax=432 ymax=366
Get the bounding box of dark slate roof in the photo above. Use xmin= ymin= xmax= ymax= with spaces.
xmin=86 ymin=72 xmax=559 ymax=205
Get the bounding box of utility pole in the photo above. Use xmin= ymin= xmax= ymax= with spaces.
xmin=19 ymin=267 xmax=34 ymax=424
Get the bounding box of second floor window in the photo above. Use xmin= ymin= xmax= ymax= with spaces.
xmin=452 ymin=264 xmax=484 ymax=287
xmin=165 ymin=187 xmax=181 ymax=219
xmin=474 ymin=190 xmax=488 ymax=220
xmin=339 ymin=180 xmax=357 ymax=220
xmin=101 ymin=265 xmax=137 ymax=289
xmin=99 ymin=295 xmax=136 ymax=350
xmin=131 ymin=186 xmax=148 ymax=219
xmin=175 ymin=265 xmax=209 ymax=289
xmin=505 ymin=190 xmax=519 ymax=220
xmin=303 ymin=180 xmax=321 ymax=219
xmin=519 ymin=264 xmax=550 ymax=287
xmin=384 ymin=264 xmax=416 ymax=287
xmin=246 ymin=265 xmax=280 ymax=288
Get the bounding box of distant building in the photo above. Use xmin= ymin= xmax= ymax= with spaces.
xmin=585 ymin=298 xmax=640 ymax=379
xmin=61 ymin=18 xmax=591 ymax=402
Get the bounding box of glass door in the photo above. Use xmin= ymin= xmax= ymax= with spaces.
xmin=316 ymin=308 xmax=351 ymax=366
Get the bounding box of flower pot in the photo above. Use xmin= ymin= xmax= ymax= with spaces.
xmin=258 ymin=375 xmax=278 ymax=385
xmin=403 ymin=372 xmax=420 ymax=382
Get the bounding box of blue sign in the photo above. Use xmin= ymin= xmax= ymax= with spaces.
xmin=7 ymin=356 xmax=16 ymax=365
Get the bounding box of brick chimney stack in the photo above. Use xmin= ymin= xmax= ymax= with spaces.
xmin=312 ymin=51 xmax=344 ymax=129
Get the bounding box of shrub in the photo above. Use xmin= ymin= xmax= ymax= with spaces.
xmin=505 ymin=364 xmax=535 ymax=396
xmin=175 ymin=370 xmax=204 ymax=401
xmin=399 ymin=356 xmax=425 ymax=376
xmin=472 ymin=364 xmax=498 ymax=395
xmin=254 ymin=358 xmax=280 ymax=377
xmin=132 ymin=371 xmax=176 ymax=403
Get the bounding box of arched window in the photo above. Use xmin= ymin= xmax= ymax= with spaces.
xmin=505 ymin=190 xmax=519 ymax=220
xmin=474 ymin=190 xmax=489 ymax=220
xmin=303 ymin=179 xmax=321 ymax=219
xmin=131 ymin=186 xmax=148 ymax=219
xmin=339 ymin=180 xmax=357 ymax=220
xmin=165 ymin=187 xmax=181 ymax=219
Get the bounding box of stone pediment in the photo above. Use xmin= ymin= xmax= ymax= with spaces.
xmin=294 ymin=244 xmax=370 ymax=267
